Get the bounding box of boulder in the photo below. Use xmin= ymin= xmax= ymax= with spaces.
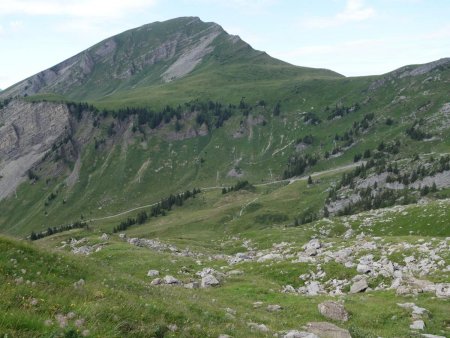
xmin=304 ymin=239 xmax=321 ymax=251
xmin=100 ymin=233 xmax=109 ymax=241
xmin=163 ymin=275 xmax=180 ymax=285
xmin=306 ymin=281 xmax=322 ymax=296
xmin=356 ymin=264 xmax=371 ymax=274
xmin=201 ymin=274 xmax=220 ymax=288
xmin=350 ymin=277 xmax=368 ymax=294
xmin=267 ymin=304 xmax=282 ymax=312
xmin=283 ymin=331 xmax=319 ymax=338
xmin=318 ymin=301 xmax=349 ymax=322
xmin=435 ymin=283 xmax=450 ymax=298
xmin=410 ymin=320 xmax=425 ymax=330
xmin=257 ymin=253 xmax=283 ymax=262
xmin=248 ymin=322 xmax=269 ymax=333
xmin=306 ymin=322 xmax=351 ymax=338
xmin=184 ymin=281 xmax=200 ymax=289
xmin=150 ymin=278 xmax=162 ymax=286
xmin=147 ymin=269 xmax=159 ymax=277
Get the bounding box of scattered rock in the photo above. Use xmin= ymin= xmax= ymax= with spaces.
xmin=248 ymin=322 xmax=269 ymax=333
xmin=151 ymin=278 xmax=162 ymax=286
xmin=283 ymin=331 xmax=318 ymax=338
xmin=306 ymin=322 xmax=351 ymax=338
xmin=421 ymin=334 xmax=446 ymax=338
xmin=349 ymin=277 xmax=368 ymax=294
xmin=201 ymin=274 xmax=220 ymax=288
xmin=435 ymin=283 xmax=450 ymax=298
xmin=318 ymin=301 xmax=349 ymax=322
xmin=100 ymin=233 xmax=109 ymax=241
xmin=168 ymin=324 xmax=178 ymax=332
xmin=147 ymin=269 xmax=159 ymax=277
xmin=267 ymin=304 xmax=282 ymax=312
xmin=253 ymin=301 xmax=263 ymax=308
xmin=257 ymin=253 xmax=283 ymax=262
xmin=410 ymin=320 xmax=425 ymax=330
xmin=163 ymin=275 xmax=180 ymax=285
xmin=184 ymin=281 xmax=200 ymax=289
xmin=73 ymin=279 xmax=85 ymax=289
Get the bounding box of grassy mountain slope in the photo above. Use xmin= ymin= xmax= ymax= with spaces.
xmin=0 ymin=17 xmax=341 ymax=104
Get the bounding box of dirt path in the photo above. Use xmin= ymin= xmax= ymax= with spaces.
xmin=86 ymin=161 xmax=363 ymax=223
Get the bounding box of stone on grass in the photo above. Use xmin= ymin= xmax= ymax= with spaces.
xmin=201 ymin=274 xmax=220 ymax=288
xmin=306 ymin=322 xmax=351 ymax=338
xmin=435 ymin=283 xmax=450 ymax=298
xmin=151 ymin=278 xmax=162 ymax=285
xmin=318 ymin=301 xmax=349 ymax=322
xmin=73 ymin=279 xmax=85 ymax=289
xmin=283 ymin=331 xmax=319 ymax=338
xmin=248 ymin=322 xmax=269 ymax=333
xmin=147 ymin=269 xmax=159 ymax=277
xmin=410 ymin=320 xmax=425 ymax=330
xmin=267 ymin=304 xmax=282 ymax=312
xmin=184 ymin=281 xmax=200 ymax=289
xmin=163 ymin=275 xmax=180 ymax=285
xmin=349 ymin=278 xmax=368 ymax=294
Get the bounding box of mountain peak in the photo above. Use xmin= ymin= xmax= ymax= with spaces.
xmin=0 ymin=17 xmax=340 ymax=102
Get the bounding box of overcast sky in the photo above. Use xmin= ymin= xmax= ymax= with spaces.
xmin=1 ymin=0 xmax=449 ymax=89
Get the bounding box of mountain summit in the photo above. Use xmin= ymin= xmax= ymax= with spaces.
xmin=1 ymin=17 xmax=340 ymax=102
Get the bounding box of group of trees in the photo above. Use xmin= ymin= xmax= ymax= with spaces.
xmin=222 ymin=180 xmax=254 ymax=194
xmin=326 ymin=102 xmax=361 ymax=120
xmin=113 ymin=188 xmax=201 ymax=233
xmin=30 ymin=221 xmax=87 ymax=241
xmin=406 ymin=120 xmax=433 ymax=140
xmin=303 ymin=112 xmax=321 ymax=125
xmin=283 ymin=153 xmax=319 ymax=179
xmin=0 ymin=97 xmax=12 ymax=109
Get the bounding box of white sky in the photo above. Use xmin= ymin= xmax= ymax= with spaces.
xmin=0 ymin=0 xmax=449 ymax=89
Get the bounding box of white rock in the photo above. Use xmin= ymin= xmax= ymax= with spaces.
xmin=151 ymin=278 xmax=162 ymax=285
xmin=435 ymin=283 xmax=450 ymax=298
xmin=163 ymin=275 xmax=180 ymax=285
xmin=248 ymin=322 xmax=269 ymax=333
xmin=147 ymin=270 xmax=159 ymax=277
xmin=201 ymin=274 xmax=220 ymax=288
xmin=350 ymin=277 xmax=368 ymax=294
xmin=283 ymin=331 xmax=319 ymax=338
xmin=356 ymin=264 xmax=371 ymax=274
xmin=257 ymin=253 xmax=283 ymax=262
xmin=410 ymin=320 xmax=425 ymax=330
xmin=267 ymin=304 xmax=282 ymax=312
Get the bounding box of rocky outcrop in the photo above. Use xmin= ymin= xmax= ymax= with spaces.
xmin=0 ymin=100 xmax=70 ymax=200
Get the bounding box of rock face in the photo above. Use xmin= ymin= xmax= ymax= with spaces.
xmin=318 ymin=301 xmax=349 ymax=322
xmin=0 ymin=17 xmax=237 ymax=100
xmin=0 ymin=100 xmax=70 ymax=200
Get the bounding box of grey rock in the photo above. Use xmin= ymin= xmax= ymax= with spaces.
xmin=318 ymin=301 xmax=349 ymax=322
xmin=267 ymin=304 xmax=282 ymax=312
xmin=257 ymin=253 xmax=283 ymax=262
xmin=435 ymin=283 xmax=450 ymax=298
xmin=350 ymin=278 xmax=368 ymax=294
xmin=201 ymin=274 xmax=220 ymax=287
xmin=147 ymin=269 xmax=159 ymax=277
xmin=163 ymin=275 xmax=180 ymax=285
xmin=184 ymin=281 xmax=200 ymax=289
xmin=150 ymin=278 xmax=162 ymax=285
xmin=283 ymin=331 xmax=318 ymax=338
xmin=410 ymin=320 xmax=425 ymax=330
xmin=247 ymin=322 xmax=269 ymax=333
xmin=100 ymin=233 xmax=109 ymax=241
xmin=306 ymin=322 xmax=351 ymax=338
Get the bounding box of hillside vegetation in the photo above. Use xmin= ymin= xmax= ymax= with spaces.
xmin=0 ymin=17 xmax=449 ymax=338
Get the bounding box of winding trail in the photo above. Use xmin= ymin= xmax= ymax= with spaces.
xmin=86 ymin=161 xmax=363 ymax=223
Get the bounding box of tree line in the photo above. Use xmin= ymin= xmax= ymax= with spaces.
xmin=113 ymin=188 xmax=201 ymax=233
xmin=29 ymin=221 xmax=88 ymax=241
